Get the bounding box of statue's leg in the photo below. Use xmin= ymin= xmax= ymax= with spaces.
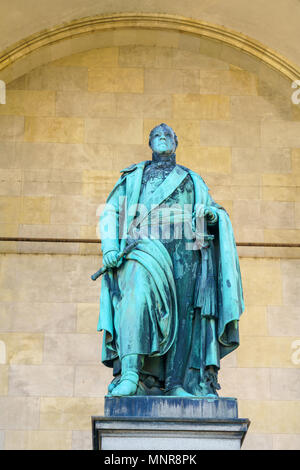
xmin=163 ymin=243 xmax=198 ymax=397
xmin=164 ymin=305 xmax=195 ymax=397
xmin=109 ymin=259 xmax=155 ymax=396
xmin=110 ymin=354 xmax=144 ymax=396
xmin=196 ymin=318 xmax=220 ymax=397
xmin=114 ymin=259 xmax=161 ymax=358
xmin=183 ymin=316 xmax=221 ymax=397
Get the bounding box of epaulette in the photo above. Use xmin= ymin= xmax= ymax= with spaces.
xmin=120 ymin=163 xmax=137 ymax=174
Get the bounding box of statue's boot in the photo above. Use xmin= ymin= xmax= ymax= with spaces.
xmin=110 ymin=354 xmax=143 ymax=397
xmin=165 ymin=386 xmax=194 ymax=397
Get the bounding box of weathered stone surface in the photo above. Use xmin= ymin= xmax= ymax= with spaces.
xmin=104 ymin=396 xmax=238 ymax=419
xmin=71 ymin=430 xmax=92 ymax=450
xmin=240 ymin=258 xmax=282 ymax=306
xmin=0 ymin=90 xmax=55 ymax=116
xmin=85 ymin=118 xmax=143 ymax=144
xmin=43 ymin=333 xmax=100 ymax=365
xmin=5 ymin=430 xmax=72 ymax=450
xmin=9 ymin=365 xmax=74 ymax=396
xmin=0 ymin=302 xmax=77 ymax=333
xmin=0 ymin=333 xmax=44 ymax=364
xmin=237 ymin=336 xmax=299 ymax=368
xmin=273 ymin=434 xmax=300 ymax=450
xmin=53 ymin=47 xmax=118 ymax=68
xmin=25 ymin=65 xmax=88 ymax=91
xmin=24 ymin=117 xmax=85 ymax=144
xmin=219 ymin=368 xmax=271 ymax=400
xmin=239 ymin=400 xmax=300 ymax=434
xmin=40 ymin=397 xmax=104 ymax=430
xmin=0 ymin=397 xmax=40 ymax=429
xmin=93 ymin=397 xmax=249 ymax=450
xmin=0 ymin=116 xmax=24 ymax=141
xmin=270 ymin=369 xmax=300 ymax=400
xmin=88 ymin=67 xmax=144 ymax=93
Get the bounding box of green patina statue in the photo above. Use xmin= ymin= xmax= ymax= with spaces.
xmin=95 ymin=123 xmax=244 ymax=398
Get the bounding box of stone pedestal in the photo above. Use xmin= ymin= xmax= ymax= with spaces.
xmin=92 ymin=397 xmax=250 ymax=450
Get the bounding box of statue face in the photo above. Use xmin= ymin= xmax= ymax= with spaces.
xmin=149 ymin=124 xmax=177 ymax=156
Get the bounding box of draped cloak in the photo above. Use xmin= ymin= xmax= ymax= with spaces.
xmin=97 ymin=160 xmax=244 ymax=393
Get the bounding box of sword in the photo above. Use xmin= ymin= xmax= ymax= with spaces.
xmin=91 ymin=238 xmax=139 ymax=281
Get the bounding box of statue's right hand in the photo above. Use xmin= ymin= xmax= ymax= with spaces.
xmin=103 ymin=250 xmax=119 ymax=268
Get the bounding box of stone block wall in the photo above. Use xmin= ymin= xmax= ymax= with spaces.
xmin=0 ymin=35 xmax=299 ymax=449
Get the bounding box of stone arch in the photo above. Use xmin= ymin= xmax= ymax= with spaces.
xmin=0 ymin=13 xmax=299 ymax=90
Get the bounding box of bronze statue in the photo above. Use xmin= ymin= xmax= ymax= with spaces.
xmin=94 ymin=123 xmax=244 ymax=397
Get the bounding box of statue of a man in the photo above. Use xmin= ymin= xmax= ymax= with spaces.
xmin=97 ymin=123 xmax=244 ymax=397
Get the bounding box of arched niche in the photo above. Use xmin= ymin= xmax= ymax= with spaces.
xmin=0 ymin=13 xmax=297 ymax=100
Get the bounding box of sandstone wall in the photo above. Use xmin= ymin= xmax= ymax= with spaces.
xmin=0 ymin=35 xmax=299 ymax=449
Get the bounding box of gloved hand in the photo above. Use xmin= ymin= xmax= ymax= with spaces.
xmin=204 ymin=206 xmax=218 ymax=224
xmin=103 ymin=250 xmax=120 ymax=268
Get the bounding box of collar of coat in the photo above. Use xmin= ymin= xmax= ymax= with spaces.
xmin=120 ymin=160 xmax=209 ymax=190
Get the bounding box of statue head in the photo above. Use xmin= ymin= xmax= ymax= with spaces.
xmin=149 ymin=123 xmax=178 ymax=157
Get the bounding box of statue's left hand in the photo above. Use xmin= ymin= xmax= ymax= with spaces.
xmin=204 ymin=206 xmax=218 ymax=224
